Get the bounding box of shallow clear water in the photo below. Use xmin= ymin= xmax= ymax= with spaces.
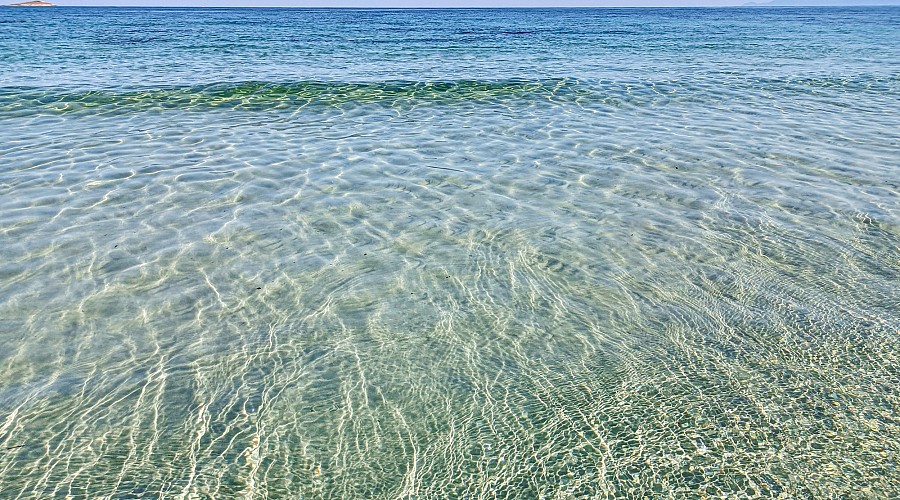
xmin=1 ymin=7 xmax=898 ymax=498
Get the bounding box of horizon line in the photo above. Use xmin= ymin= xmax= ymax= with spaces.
xmin=10 ymin=3 xmax=900 ymax=7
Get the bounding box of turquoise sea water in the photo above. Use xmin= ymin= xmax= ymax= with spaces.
xmin=1 ymin=7 xmax=898 ymax=497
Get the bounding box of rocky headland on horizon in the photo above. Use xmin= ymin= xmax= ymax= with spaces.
xmin=6 ymin=1 xmax=56 ymax=6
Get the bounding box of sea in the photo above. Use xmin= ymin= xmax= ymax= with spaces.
xmin=0 ymin=6 xmax=898 ymax=497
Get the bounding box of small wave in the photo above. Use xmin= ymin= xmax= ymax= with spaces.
xmin=0 ymin=75 xmax=894 ymax=118
xmin=0 ymin=79 xmax=590 ymax=117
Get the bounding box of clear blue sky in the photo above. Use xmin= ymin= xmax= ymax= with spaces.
xmin=47 ymin=0 xmax=900 ymax=8
xmin=51 ymin=0 xmax=748 ymax=5
xmin=47 ymin=0 xmax=900 ymax=6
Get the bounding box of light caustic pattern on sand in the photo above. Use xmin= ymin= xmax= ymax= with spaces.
xmin=1 ymin=75 xmax=897 ymax=497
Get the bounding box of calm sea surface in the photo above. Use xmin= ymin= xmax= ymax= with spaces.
xmin=0 ymin=6 xmax=898 ymax=497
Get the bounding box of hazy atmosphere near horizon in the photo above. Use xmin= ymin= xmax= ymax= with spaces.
xmin=39 ymin=0 xmax=900 ymax=6
xmin=1 ymin=2 xmax=898 ymax=498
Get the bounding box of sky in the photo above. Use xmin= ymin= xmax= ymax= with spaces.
xmin=45 ymin=0 xmax=900 ymax=6
xmin=49 ymin=0 xmax=748 ymax=5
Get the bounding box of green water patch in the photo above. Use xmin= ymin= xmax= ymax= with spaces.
xmin=0 ymin=79 xmax=594 ymax=117
xmin=2 ymin=75 xmax=895 ymax=119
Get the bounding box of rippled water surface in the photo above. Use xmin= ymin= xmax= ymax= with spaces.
xmin=1 ymin=7 xmax=898 ymax=498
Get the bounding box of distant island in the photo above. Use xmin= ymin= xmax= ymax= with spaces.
xmin=6 ymin=1 xmax=56 ymax=6
xmin=744 ymin=0 xmax=899 ymax=5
